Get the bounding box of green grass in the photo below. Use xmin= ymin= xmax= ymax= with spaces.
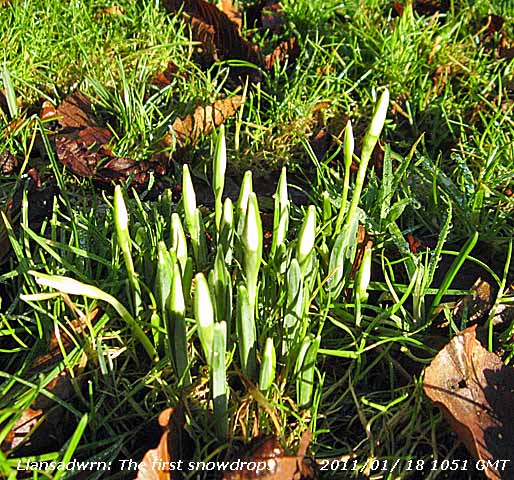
xmin=1 ymin=0 xmax=514 ymax=478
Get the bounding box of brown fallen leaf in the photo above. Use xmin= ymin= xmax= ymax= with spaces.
xmin=165 ymin=95 xmax=243 ymax=147
xmin=163 ymin=0 xmax=261 ymax=67
xmin=265 ymin=37 xmax=300 ymax=70
xmin=95 ymin=5 xmax=125 ymax=17
xmin=55 ymin=92 xmax=168 ymax=182
xmin=56 ymin=91 xmax=98 ymax=129
xmin=40 ymin=100 xmax=58 ymax=122
xmin=150 ymin=61 xmax=182 ymax=89
xmin=261 ymin=1 xmax=284 ymax=34
xmin=452 ymin=278 xmax=494 ymax=326
xmin=423 ymin=325 xmax=514 ymax=480
xmin=219 ymin=0 xmax=242 ymax=32
xmin=136 ymin=406 xmax=188 ymax=480
xmin=350 ymin=225 xmax=372 ymax=278
xmin=222 ymin=430 xmax=316 ymax=479
xmin=0 ymin=150 xmax=17 ymax=175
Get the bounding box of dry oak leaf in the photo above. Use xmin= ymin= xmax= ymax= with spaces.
xmin=222 ymin=430 xmax=316 ymax=479
xmin=423 ymin=325 xmax=514 ymax=480
xmin=165 ymin=95 xmax=243 ymax=147
xmin=162 ymin=0 xmax=261 ymax=66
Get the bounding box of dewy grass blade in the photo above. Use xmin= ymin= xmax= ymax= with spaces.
xmin=114 ymin=185 xmax=142 ymax=316
xmin=212 ymin=321 xmax=228 ymax=438
xmin=429 ymin=231 xmax=479 ymax=319
xmin=1 ymin=65 xmax=18 ymax=118
xmin=236 ymin=283 xmax=257 ymax=380
xmin=259 ymin=337 xmax=276 ymax=392
xmin=322 ymin=191 xmax=332 ymax=236
xmin=26 ymin=271 xmax=156 ymax=359
xmin=242 ymin=193 xmax=262 ymax=309
xmin=194 ymin=272 xmax=215 ymax=365
xmin=213 ymin=125 xmax=227 ymax=234
xmin=168 ymin=260 xmax=191 ymax=386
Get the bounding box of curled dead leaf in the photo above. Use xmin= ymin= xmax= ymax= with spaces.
xmin=423 ymin=326 xmax=514 ymax=480
xmin=163 ymin=0 xmax=261 ymax=67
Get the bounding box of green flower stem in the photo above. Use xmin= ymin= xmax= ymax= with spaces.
xmin=114 ymin=185 xmax=141 ymax=316
xmin=346 ymin=89 xmax=389 ymax=228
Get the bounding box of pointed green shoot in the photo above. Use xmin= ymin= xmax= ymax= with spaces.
xmin=259 ymin=337 xmax=276 ymax=392
xmin=114 ymin=185 xmax=141 ymax=315
xmin=242 ymin=193 xmax=263 ymax=309
xmin=182 ymin=164 xmax=197 ymax=233
xmin=168 ymin=260 xmax=191 ymax=386
xmin=296 ymin=205 xmax=316 ymax=270
xmin=194 ymin=273 xmax=215 ymax=365
xmin=220 ymin=197 xmax=234 ymax=264
xmin=236 ymin=171 xmax=253 ymax=238
xmin=335 ymin=120 xmax=354 ymax=233
xmin=271 ymin=167 xmax=289 ymax=258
